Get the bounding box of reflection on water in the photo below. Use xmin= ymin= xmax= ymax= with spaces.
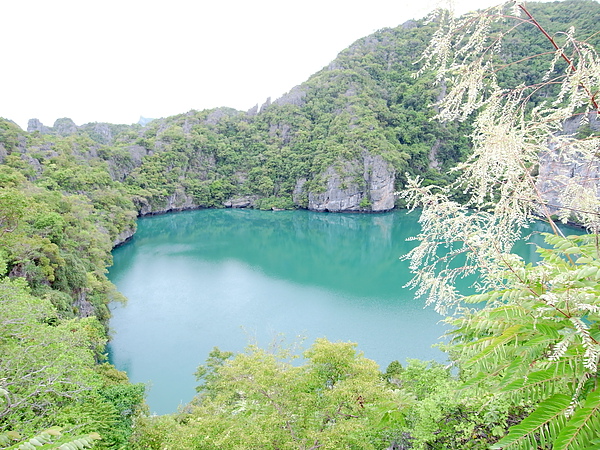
xmin=107 ymin=209 xmax=581 ymax=414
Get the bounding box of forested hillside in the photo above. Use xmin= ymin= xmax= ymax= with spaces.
xmin=1 ymin=0 xmax=599 ymax=448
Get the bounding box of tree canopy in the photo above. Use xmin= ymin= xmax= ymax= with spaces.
xmin=404 ymin=0 xmax=600 ymax=448
xmin=1 ymin=1 xmax=599 ymax=448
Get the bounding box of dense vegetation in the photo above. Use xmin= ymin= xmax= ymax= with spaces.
xmin=1 ymin=0 xmax=599 ymax=448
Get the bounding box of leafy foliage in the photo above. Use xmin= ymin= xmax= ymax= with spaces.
xmin=447 ymin=234 xmax=600 ymax=449
xmin=405 ymin=1 xmax=600 ymax=448
xmin=133 ymin=339 xmax=412 ymax=449
xmin=0 ymin=426 xmax=101 ymax=450
xmin=0 ymin=1 xmax=599 ymax=448
xmin=0 ymin=278 xmax=145 ymax=449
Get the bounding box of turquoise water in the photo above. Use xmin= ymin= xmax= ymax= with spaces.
xmin=106 ymin=208 xmax=574 ymax=414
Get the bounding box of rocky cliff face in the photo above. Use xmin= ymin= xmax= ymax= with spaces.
xmin=26 ymin=117 xmax=134 ymax=145
xmin=536 ymin=113 xmax=600 ymax=216
xmin=27 ymin=117 xmax=79 ymax=136
xmin=537 ymin=150 xmax=600 ymax=215
xmin=134 ymin=187 xmax=198 ymax=216
xmin=27 ymin=118 xmax=51 ymax=134
xmin=223 ymin=196 xmax=257 ymax=208
xmin=113 ymin=225 xmax=137 ymax=247
xmin=53 ymin=118 xmax=78 ymax=136
xmin=298 ymin=153 xmax=395 ymax=212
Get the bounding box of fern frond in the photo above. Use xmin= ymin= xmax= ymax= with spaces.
xmin=491 ymin=393 xmax=570 ymax=449
xmin=581 ymin=438 xmax=600 ymax=450
xmin=499 ymin=364 xmax=573 ymax=403
xmin=465 ymin=324 xmax=522 ymax=367
xmin=554 ymin=388 xmax=600 ymax=450
xmin=460 ymin=367 xmax=512 ymax=390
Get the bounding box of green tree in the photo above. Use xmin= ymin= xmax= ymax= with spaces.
xmin=0 ymin=189 xmax=27 ymax=235
xmin=133 ymin=339 xmax=412 ymax=449
xmin=0 ymin=426 xmax=101 ymax=450
xmin=0 ymin=277 xmax=145 ymax=448
xmin=0 ymin=278 xmax=99 ymax=430
xmin=405 ymin=1 xmax=600 ymax=448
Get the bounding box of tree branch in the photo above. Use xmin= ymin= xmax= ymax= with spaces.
xmin=518 ymin=3 xmax=599 ymax=112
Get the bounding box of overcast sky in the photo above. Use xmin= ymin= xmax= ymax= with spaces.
xmin=2 ymin=0 xmax=556 ymax=130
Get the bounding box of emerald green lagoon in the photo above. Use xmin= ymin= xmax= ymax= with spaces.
xmin=107 ymin=209 xmax=552 ymax=414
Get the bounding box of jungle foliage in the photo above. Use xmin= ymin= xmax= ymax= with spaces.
xmin=1 ymin=0 xmax=599 ymax=448
xmin=130 ymin=339 xmax=523 ymax=450
xmin=403 ymin=0 xmax=600 ymax=448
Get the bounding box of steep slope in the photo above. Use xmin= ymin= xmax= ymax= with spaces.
xmin=0 ymin=0 xmax=597 ymax=319
xmin=7 ymin=1 xmax=597 ymax=217
xmin=0 ymin=0 xmax=599 ymax=444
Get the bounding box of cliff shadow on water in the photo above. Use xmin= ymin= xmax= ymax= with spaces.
xmin=114 ymin=208 xmax=423 ymax=300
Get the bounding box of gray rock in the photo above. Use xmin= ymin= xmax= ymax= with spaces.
xmin=53 ymin=118 xmax=78 ymax=136
xmin=91 ymin=123 xmax=113 ymax=144
xmin=204 ymin=107 xmax=241 ymax=126
xmin=135 ymin=187 xmax=198 ymax=216
xmin=138 ymin=116 xmax=155 ymax=126
xmin=293 ymin=178 xmax=308 ymax=207
xmin=562 ymin=112 xmax=600 ymax=135
xmin=536 ymin=146 xmax=600 ymax=215
xmin=365 ymin=153 xmax=396 ymax=211
xmin=536 ymin=113 xmax=600 ymax=218
xmin=305 ymin=153 xmax=395 ymax=212
xmin=113 ymin=226 xmax=136 ymax=247
xmin=401 ymin=20 xmax=418 ymax=30
xmin=273 ymin=85 xmax=308 ymax=108
xmin=259 ymin=97 xmax=272 ymax=113
xmin=223 ymin=196 xmax=256 ymax=208
xmin=73 ymin=289 xmax=95 ymax=317
xmin=27 ymin=118 xmax=51 ymax=134
xmin=428 ymin=140 xmax=441 ymax=169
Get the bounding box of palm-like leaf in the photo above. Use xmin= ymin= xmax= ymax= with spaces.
xmin=491 ymin=394 xmax=570 ymax=449
xmin=554 ymin=389 xmax=600 ymax=450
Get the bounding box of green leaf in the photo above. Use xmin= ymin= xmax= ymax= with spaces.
xmin=491 ymin=393 xmax=570 ymax=449
xmin=45 ymin=427 xmax=62 ymax=436
xmin=460 ymin=370 xmax=500 ymax=390
xmin=577 ymin=265 xmax=599 ymax=279
xmin=536 ymin=323 xmax=560 ymax=340
xmin=500 ymin=366 xmax=568 ymax=401
xmin=590 ymin=328 xmax=600 ymax=344
xmin=554 ymin=389 xmax=600 ymax=450
xmin=6 ymin=431 xmax=21 ymax=440
xmin=465 ymin=324 xmax=521 ymax=366
xmin=581 ymin=438 xmax=600 ymax=450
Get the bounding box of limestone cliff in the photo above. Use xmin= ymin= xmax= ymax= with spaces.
xmin=536 ymin=113 xmax=600 ymax=216
xmin=53 ymin=118 xmax=78 ymax=136
xmin=113 ymin=225 xmax=137 ymax=247
xmin=537 ymin=150 xmax=600 ymax=215
xmin=298 ymin=153 xmax=395 ymax=212
xmin=26 ymin=117 xmax=134 ymax=145
xmin=134 ymin=187 xmax=198 ymax=216
xmin=223 ymin=196 xmax=257 ymax=208
xmin=27 ymin=118 xmax=51 ymax=134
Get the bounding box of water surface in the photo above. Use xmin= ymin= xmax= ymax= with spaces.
xmin=107 ymin=209 xmax=565 ymax=414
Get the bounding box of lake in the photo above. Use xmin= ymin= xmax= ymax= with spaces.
xmin=106 ymin=208 xmax=560 ymax=414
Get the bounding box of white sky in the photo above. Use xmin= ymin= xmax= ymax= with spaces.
xmin=2 ymin=0 xmax=553 ymax=130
